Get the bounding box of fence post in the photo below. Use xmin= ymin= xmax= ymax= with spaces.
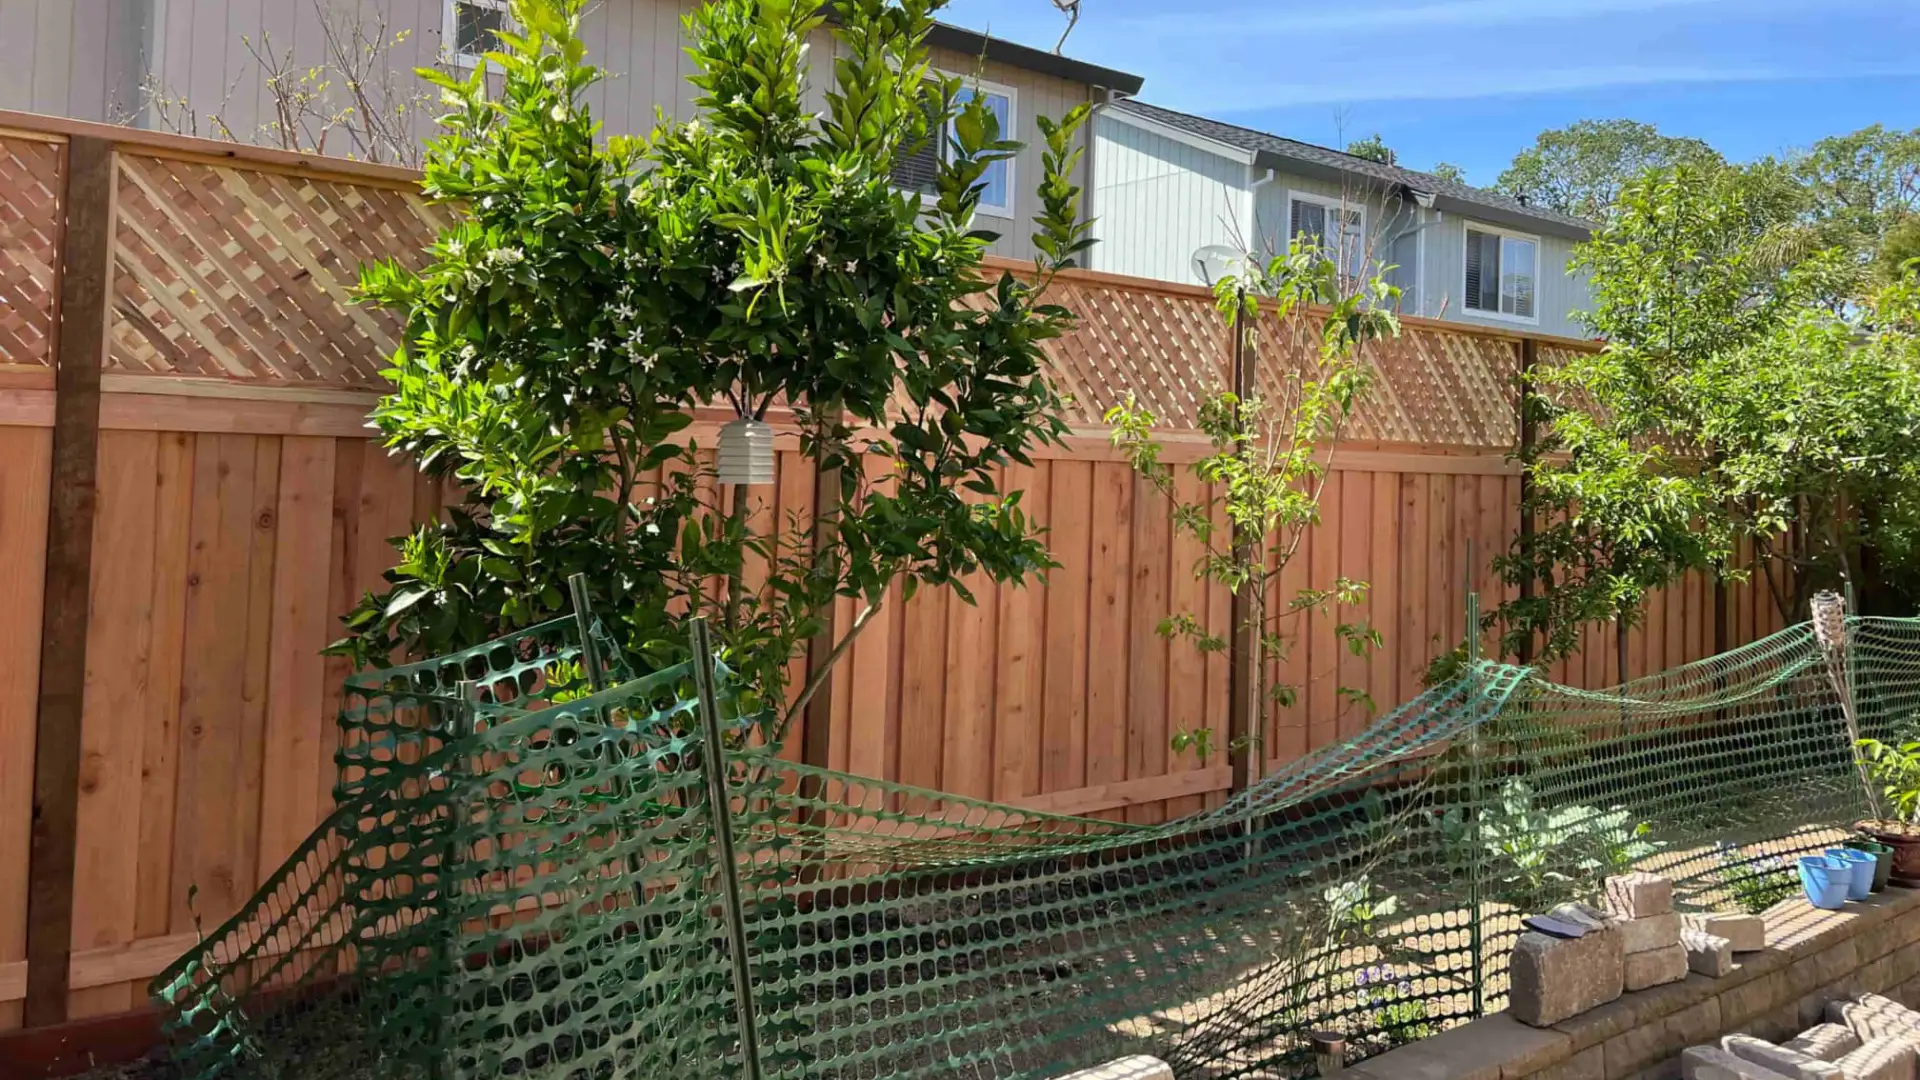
xmin=24 ymin=134 xmax=116 ymax=1027
xmin=1227 ymin=291 xmax=1257 ymax=794
xmin=688 ymin=618 xmax=767 ymax=1080
xmin=1464 ymin=542 xmax=1485 ymax=1019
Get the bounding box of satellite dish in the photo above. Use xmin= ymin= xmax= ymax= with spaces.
xmin=1191 ymin=244 xmax=1247 ymax=287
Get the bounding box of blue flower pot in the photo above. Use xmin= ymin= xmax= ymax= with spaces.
xmin=1800 ymin=856 xmax=1851 ymax=910
xmin=1826 ymin=848 xmax=1876 ymax=901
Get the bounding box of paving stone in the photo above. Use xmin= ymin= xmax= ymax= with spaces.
xmin=1786 ymin=1023 xmax=1864 ymax=1061
xmin=1687 ymin=913 xmax=1770 ymax=954
xmin=1830 ymin=998 xmax=1920 ymax=1043
xmin=1680 ymin=1045 xmax=1799 ymax=1079
xmin=1627 ymin=944 xmax=1691 ymax=991
xmin=1688 ymin=930 xmax=1736 ymax=977
xmin=1720 ymin=1034 xmax=1844 ymax=1079
xmin=1049 ymin=1058 xmax=1174 ymax=1080
xmin=1832 ymin=1035 xmax=1918 ymax=1080
xmin=1512 ymin=922 xmax=1626 ymax=1028
xmin=1610 ymin=873 xmax=1676 ymax=919
xmin=1620 ymin=913 xmax=1684 ymax=954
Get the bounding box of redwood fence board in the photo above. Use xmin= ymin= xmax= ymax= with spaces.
xmin=0 ymin=111 xmax=1775 ymax=1031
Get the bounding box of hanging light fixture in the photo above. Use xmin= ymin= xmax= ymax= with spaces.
xmin=716 ymin=416 xmax=775 ymax=485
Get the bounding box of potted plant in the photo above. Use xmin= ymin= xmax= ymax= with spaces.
xmin=1856 ymin=737 xmax=1920 ymax=884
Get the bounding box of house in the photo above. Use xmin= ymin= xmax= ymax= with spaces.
xmin=0 ymin=0 xmax=1142 ymax=263
xmin=1093 ymin=100 xmax=1596 ymax=340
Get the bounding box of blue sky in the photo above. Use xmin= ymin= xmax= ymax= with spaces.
xmin=938 ymin=0 xmax=1920 ymax=185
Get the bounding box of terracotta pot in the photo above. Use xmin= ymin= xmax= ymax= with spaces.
xmin=1858 ymin=821 xmax=1920 ymax=885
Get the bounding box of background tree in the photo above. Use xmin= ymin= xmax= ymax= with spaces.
xmin=337 ymin=0 xmax=1093 ymax=742
xmin=1429 ymin=162 xmax=1466 ymax=185
xmin=1496 ymin=118 xmax=1721 ymax=222
xmin=1794 ymin=124 xmax=1920 ymax=252
xmin=1346 ymin=133 xmax=1396 ymax=165
xmin=1109 ymin=246 xmax=1399 ymax=774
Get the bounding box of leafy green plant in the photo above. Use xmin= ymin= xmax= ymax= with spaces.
xmin=1442 ymin=779 xmax=1661 ymax=911
xmin=336 ymin=0 xmax=1096 ymax=739
xmin=1108 ymin=245 xmax=1400 ymax=777
xmin=1858 ymin=737 xmax=1920 ymax=824
xmin=1712 ymin=843 xmax=1797 ymax=914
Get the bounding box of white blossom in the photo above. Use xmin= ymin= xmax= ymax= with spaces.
xmin=587 ymin=338 xmax=606 ymax=354
xmin=551 ymin=103 xmax=569 ymax=122
xmin=487 ymin=246 xmax=525 ymax=266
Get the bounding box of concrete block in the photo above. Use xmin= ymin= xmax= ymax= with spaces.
xmin=1610 ymin=873 xmax=1675 ymax=919
xmin=1627 ymin=943 xmax=1690 ymax=991
xmin=1860 ymin=995 xmax=1920 ymax=1028
xmin=1688 ymin=912 xmax=1770 ymax=953
xmin=1621 ymin=913 xmax=1684 ymax=954
xmin=1833 ymin=1035 xmax=1918 ymax=1080
xmin=1688 ymin=929 xmax=1735 ymax=977
xmin=1720 ymin=1034 xmax=1843 ymax=1079
xmin=1785 ymin=1023 xmax=1864 ymax=1061
xmin=1512 ymin=923 xmax=1626 ymax=1028
xmin=1680 ymin=1045 xmax=1799 ymax=1078
xmin=1047 ymin=1058 xmax=1173 ymax=1080
xmin=1830 ymin=998 xmax=1920 ymax=1043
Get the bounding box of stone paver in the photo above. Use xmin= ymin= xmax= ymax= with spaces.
xmin=1609 ymin=873 xmax=1676 ymax=919
xmin=1626 ymin=942 xmax=1689 ymax=991
xmin=1833 ymin=1035 xmax=1918 ymax=1080
xmin=1720 ymin=1033 xmax=1843 ymax=1080
xmin=1681 ymin=1044 xmax=1800 ymax=1079
xmin=1047 ymin=1057 xmax=1173 ymax=1080
xmin=1785 ymin=1023 xmax=1864 ymax=1062
xmin=1513 ymin=922 xmax=1626 ymax=1028
xmin=1686 ymin=929 xmax=1735 ymax=977
xmin=1622 ymin=913 xmax=1684 ymax=955
xmin=1689 ymin=913 xmax=1769 ymax=953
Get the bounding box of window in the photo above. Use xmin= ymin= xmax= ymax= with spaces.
xmin=889 ymin=77 xmax=1016 ymax=217
xmin=446 ymin=0 xmax=511 ymax=69
xmin=1289 ymin=194 xmax=1365 ymax=277
xmin=1464 ymin=225 xmax=1539 ymax=321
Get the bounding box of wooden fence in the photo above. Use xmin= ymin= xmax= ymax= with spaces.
xmin=0 ymin=110 xmax=1783 ymax=1030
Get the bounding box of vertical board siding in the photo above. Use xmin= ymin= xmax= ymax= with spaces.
xmin=1091 ymin=113 xmax=1248 ymax=283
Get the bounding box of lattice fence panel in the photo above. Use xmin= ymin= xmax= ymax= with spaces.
xmin=1256 ymin=317 xmax=1523 ymax=447
xmin=0 ymin=134 xmax=62 ymax=367
xmin=108 ymin=153 xmax=444 ymax=386
xmin=1030 ymin=275 xmax=1228 ymax=428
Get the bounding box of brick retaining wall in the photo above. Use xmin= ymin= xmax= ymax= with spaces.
xmin=1345 ymin=887 xmax=1920 ymax=1080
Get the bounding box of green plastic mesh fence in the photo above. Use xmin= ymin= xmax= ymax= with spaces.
xmin=154 ymin=615 xmax=1920 ymax=1080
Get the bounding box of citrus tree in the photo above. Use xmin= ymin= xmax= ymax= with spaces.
xmin=336 ymin=0 xmax=1093 ymax=741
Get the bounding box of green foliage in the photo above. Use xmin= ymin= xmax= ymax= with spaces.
xmin=1428 ymin=161 xmax=1465 ymax=185
xmin=1712 ymin=843 xmax=1797 ymax=914
xmin=1107 ymin=243 xmax=1400 ymax=765
xmin=1495 ymin=163 xmax=1920 ymax=660
xmin=1793 ymin=124 xmax=1920 ymax=254
xmin=1495 ymin=118 xmax=1722 ymax=222
xmin=1878 ymin=216 xmax=1920 ymax=283
xmin=1345 ymin=133 xmax=1395 ymax=165
xmin=1858 ymin=736 xmax=1920 ymax=824
xmin=336 ymin=0 xmax=1093 ymax=740
xmin=1442 ymin=779 xmax=1661 ymax=911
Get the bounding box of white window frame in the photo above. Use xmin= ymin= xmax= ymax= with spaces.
xmin=445 ymin=0 xmax=512 ymax=71
xmin=1460 ymin=221 xmax=1542 ymax=326
xmin=1287 ymin=190 xmax=1367 ymax=278
xmin=891 ymin=71 xmax=1019 ymax=219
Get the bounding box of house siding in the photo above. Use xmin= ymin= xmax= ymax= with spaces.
xmin=1422 ymin=213 xmax=1589 ymax=339
xmin=1252 ymin=172 xmax=1421 ymax=305
xmin=0 ymin=0 xmax=1093 ymax=262
xmin=1090 ymin=111 xmax=1249 ymax=283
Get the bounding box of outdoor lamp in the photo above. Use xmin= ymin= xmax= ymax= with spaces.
xmin=716 ymin=416 xmax=775 ymax=485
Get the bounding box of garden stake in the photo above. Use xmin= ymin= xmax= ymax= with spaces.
xmin=567 ymin=572 xmax=607 ymax=693
xmin=689 ymin=617 xmax=766 ymax=1080
xmin=1465 ymin=542 xmax=1485 ymax=1019
xmin=1812 ymin=590 xmax=1880 ymax=822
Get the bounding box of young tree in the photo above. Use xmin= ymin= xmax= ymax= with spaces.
xmin=337 ymin=0 xmax=1094 ymax=742
xmin=1496 ymin=119 xmax=1721 ymax=222
xmin=1346 ymin=133 xmax=1396 ymax=166
xmin=1108 ymin=245 xmax=1399 ymax=776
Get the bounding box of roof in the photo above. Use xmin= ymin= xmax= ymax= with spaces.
xmin=925 ymin=23 xmax=1144 ymax=95
xmin=1112 ymin=99 xmax=1593 ymax=239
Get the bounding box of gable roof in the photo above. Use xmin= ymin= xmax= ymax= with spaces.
xmin=1112 ymin=99 xmax=1593 ymax=240
xmin=927 ymin=23 xmax=1144 ymax=94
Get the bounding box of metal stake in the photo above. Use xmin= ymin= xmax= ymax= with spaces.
xmin=1311 ymin=1031 xmax=1347 ymax=1075
xmin=567 ymin=572 xmax=607 ymax=693
xmin=1464 ymin=541 xmax=1485 ymax=1019
xmin=688 ymin=618 xmax=766 ymax=1080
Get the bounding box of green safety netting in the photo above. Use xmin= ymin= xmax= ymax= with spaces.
xmin=153 ymin=614 xmax=1920 ymax=1080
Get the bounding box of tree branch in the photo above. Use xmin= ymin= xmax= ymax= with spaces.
xmin=776 ymin=597 xmax=885 ymax=742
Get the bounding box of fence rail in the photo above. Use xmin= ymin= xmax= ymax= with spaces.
xmin=0 ymin=109 xmax=1779 ymax=1032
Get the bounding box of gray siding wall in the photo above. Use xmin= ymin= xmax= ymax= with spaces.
xmin=1090 ymin=111 xmax=1248 ymax=283
xmin=0 ymin=0 xmax=147 ymax=122
xmin=0 ymin=0 xmax=1093 ymax=261
xmin=1420 ymin=213 xmax=1589 ymax=339
xmin=1251 ymin=170 xmax=1421 ymax=305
